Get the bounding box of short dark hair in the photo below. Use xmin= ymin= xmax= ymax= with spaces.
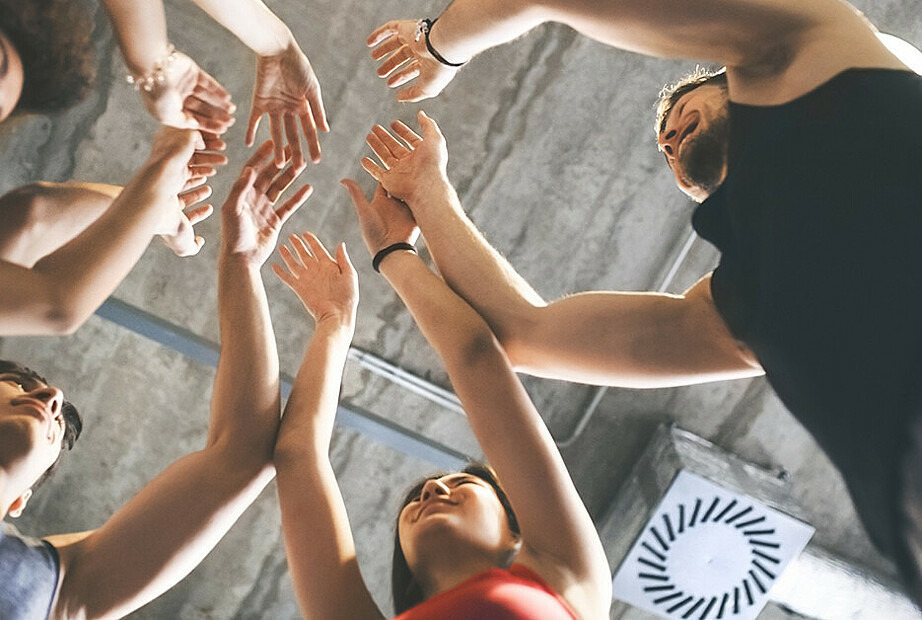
xmin=0 ymin=360 xmax=82 ymax=488
xmin=391 ymin=463 xmax=520 ymax=614
xmin=654 ymin=67 xmax=728 ymax=137
xmin=0 ymin=0 xmax=96 ymax=114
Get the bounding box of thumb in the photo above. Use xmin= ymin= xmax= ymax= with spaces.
xmin=337 ymin=242 xmax=356 ymax=274
xmin=340 ymin=178 xmax=368 ymax=210
xmin=417 ymin=110 xmax=444 ymax=140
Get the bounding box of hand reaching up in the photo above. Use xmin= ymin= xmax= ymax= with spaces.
xmin=274 ymin=233 xmax=358 ymax=329
xmin=221 ymin=141 xmax=312 ymax=267
xmin=246 ymin=44 xmax=330 ymax=168
xmin=341 ymin=180 xmax=419 ymax=258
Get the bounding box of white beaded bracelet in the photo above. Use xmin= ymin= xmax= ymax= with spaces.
xmin=126 ymin=45 xmax=177 ymax=92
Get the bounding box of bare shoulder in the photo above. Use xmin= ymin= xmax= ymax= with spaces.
xmin=727 ymin=0 xmax=912 ymax=104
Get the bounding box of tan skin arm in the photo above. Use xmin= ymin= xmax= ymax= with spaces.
xmin=345 ymin=183 xmax=611 ymax=619
xmin=272 ymin=234 xmax=384 ymax=620
xmin=361 ymin=113 xmax=762 ymax=389
xmin=369 ymin=0 xmax=910 ymax=104
xmin=0 ymin=129 xmax=219 ymax=336
xmin=46 ymin=146 xmax=310 ymax=620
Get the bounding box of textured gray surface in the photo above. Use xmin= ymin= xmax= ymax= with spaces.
xmin=1 ymin=0 xmax=921 ymax=617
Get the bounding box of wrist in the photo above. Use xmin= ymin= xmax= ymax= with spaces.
xmin=314 ymin=314 xmax=357 ymax=338
xmin=373 ymin=242 xmax=417 ymax=273
xmin=423 ymin=19 xmax=469 ymax=67
xmin=255 ymin=25 xmax=297 ymax=59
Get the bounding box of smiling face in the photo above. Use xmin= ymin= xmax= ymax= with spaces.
xmin=0 ymin=29 xmax=24 ymax=122
xmin=397 ymin=472 xmax=519 ymax=574
xmin=657 ymin=83 xmax=730 ymax=202
xmin=0 ymin=371 xmax=68 ymax=498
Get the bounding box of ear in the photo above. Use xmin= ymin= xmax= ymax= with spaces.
xmin=8 ymin=488 xmax=32 ymax=518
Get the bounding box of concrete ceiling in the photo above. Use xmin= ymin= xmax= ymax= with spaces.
xmin=1 ymin=0 xmax=920 ymax=617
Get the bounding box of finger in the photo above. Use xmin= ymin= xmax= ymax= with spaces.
xmin=360 ymin=157 xmax=387 ymax=182
xmin=282 ymin=114 xmax=304 ymax=168
xmin=370 ymin=36 xmax=403 ymax=61
xmin=366 ymin=132 xmax=396 ymax=167
xmin=300 ymin=112 xmax=321 ymax=164
xmin=188 ymin=165 xmax=217 ymax=178
xmin=179 ymin=184 xmax=213 ymax=207
xmin=391 ymin=120 xmax=423 ymax=147
xmin=376 ymin=46 xmax=413 ymax=78
xmin=254 ymin=157 xmax=285 ymax=195
xmin=245 ymin=106 xmax=263 ymax=147
xmin=372 ymin=125 xmax=409 ymax=158
xmin=188 ymin=112 xmax=232 ymax=135
xmin=307 ymin=88 xmax=329 ymax=133
xmin=367 ymin=21 xmax=400 ymax=47
xmin=272 ymin=262 xmax=297 ymax=288
xmin=417 ymin=110 xmax=445 ymax=140
xmin=184 ymin=96 xmax=235 ymax=127
xmin=228 ymin=166 xmax=258 ymax=204
xmin=195 ymin=69 xmax=232 ymax=103
xmin=397 ymin=84 xmax=425 ymax=103
xmin=266 ymin=160 xmax=307 ymax=203
xmin=302 ymin=231 xmax=334 ymax=263
xmin=340 ymin=178 xmax=370 ymax=208
xmin=183 ymin=204 xmax=214 ymax=225
xmin=183 ymin=175 xmax=208 ymax=192
xmin=289 ymin=232 xmax=315 ymax=263
xmin=269 ymin=114 xmax=286 ymax=167
xmin=276 ymin=184 xmax=313 ymax=225
xmin=200 ymin=132 xmax=227 ymax=152
xmin=337 ymin=243 xmax=357 ymax=277
xmin=244 ymin=140 xmax=274 ymax=170
xmin=279 ymin=243 xmax=302 ymax=272
xmin=387 ymin=61 xmax=420 ymax=88
xmin=189 ymin=151 xmax=229 ymax=168
xmin=193 ymin=79 xmax=235 ymax=113
xmin=191 ymin=235 xmax=205 ymax=255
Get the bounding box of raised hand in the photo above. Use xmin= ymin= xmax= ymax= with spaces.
xmin=273 ymin=233 xmax=358 ymax=328
xmin=360 ymin=111 xmax=449 ymax=205
xmin=221 ymin=141 xmax=312 ymax=266
xmin=246 ymin=45 xmax=330 ymax=168
xmin=367 ymin=20 xmax=463 ymax=102
xmin=137 ymin=50 xmax=236 ymax=134
xmin=341 ymin=180 xmax=419 ymax=258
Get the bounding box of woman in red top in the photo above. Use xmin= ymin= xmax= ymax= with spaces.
xmin=271 ymin=114 xmax=611 ymax=619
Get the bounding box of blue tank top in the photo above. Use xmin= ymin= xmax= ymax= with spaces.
xmin=1 ymin=521 xmax=60 ymax=620
xmin=692 ymin=68 xmax=922 ymax=559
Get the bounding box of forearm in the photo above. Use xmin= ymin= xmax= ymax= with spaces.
xmin=409 ymin=179 xmax=545 ymax=346
xmin=189 ymin=0 xmax=294 ymax=56
xmin=210 ymin=253 xmax=281 ymax=463
xmin=23 ymin=161 xmax=180 ymax=332
xmin=0 ymin=182 xmax=121 ymax=267
xmin=101 ymin=0 xmax=171 ymax=75
xmin=427 ymin=0 xmax=548 ymax=65
xmin=274 ymin=320 xmax=353 ymax=462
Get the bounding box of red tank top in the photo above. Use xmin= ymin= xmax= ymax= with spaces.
xmin=392 ymin=564 xmax=578 ymax=619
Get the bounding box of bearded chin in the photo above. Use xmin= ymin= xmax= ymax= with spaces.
xmin=679 ymin=114 xmax=730 ymax=199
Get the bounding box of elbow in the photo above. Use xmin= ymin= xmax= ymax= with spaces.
xmin=453 ymin=322 xmax=510 ymax=371
xmin=490 ymin=303 xmax=544 ymax=370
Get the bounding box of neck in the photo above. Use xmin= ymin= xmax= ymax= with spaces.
xmin=416 ymin=551 xmax=509 ymax=600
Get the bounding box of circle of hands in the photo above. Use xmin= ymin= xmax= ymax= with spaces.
xmin=142 ymin=18 xmax=462 ymax=296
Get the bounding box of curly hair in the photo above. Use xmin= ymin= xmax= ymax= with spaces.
xmin=0 ymin=0 xmax=97 ymax=114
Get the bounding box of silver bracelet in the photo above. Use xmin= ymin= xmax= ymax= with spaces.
xmin=126 ymin=44 xmax=177 ymax=92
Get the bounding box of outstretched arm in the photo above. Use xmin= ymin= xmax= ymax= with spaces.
xmin=345 ymin=184 xmax=611 ymax=619
xmin=0 ymin=129 xmax=221 ymax=336
xmin=369 ymin=0 xmax=905 ymax=103
xmin=359 ymin=113 xmax=762 ymax=388
xmin=272 ymin=235 xmax=383 ymax=620
xmin=100 ymin=0 xmax=235 ymax=133
xmin=46 ymin=145 xmax=310 ymax=620
xmin=188 ymin=0 xmax=329 ymax=167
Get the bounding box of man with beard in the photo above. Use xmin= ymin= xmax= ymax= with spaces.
xmin=361 ymin=0 xmax=922 ymax=604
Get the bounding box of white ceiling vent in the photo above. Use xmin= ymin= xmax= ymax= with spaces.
xmin=612 ymin=470 xmax=814 ymax=619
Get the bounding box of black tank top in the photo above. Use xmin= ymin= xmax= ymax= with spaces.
xmin=692 ymin=68 xmax=922 ymax=557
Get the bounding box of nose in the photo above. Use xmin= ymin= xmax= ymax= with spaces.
xmin=420 ymin=478 xmax=450 ymax=502
xmin=659 ymin=127 xmax=679 ymax=157
xmin=28 ymin=385 xmax=64 ymax=416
